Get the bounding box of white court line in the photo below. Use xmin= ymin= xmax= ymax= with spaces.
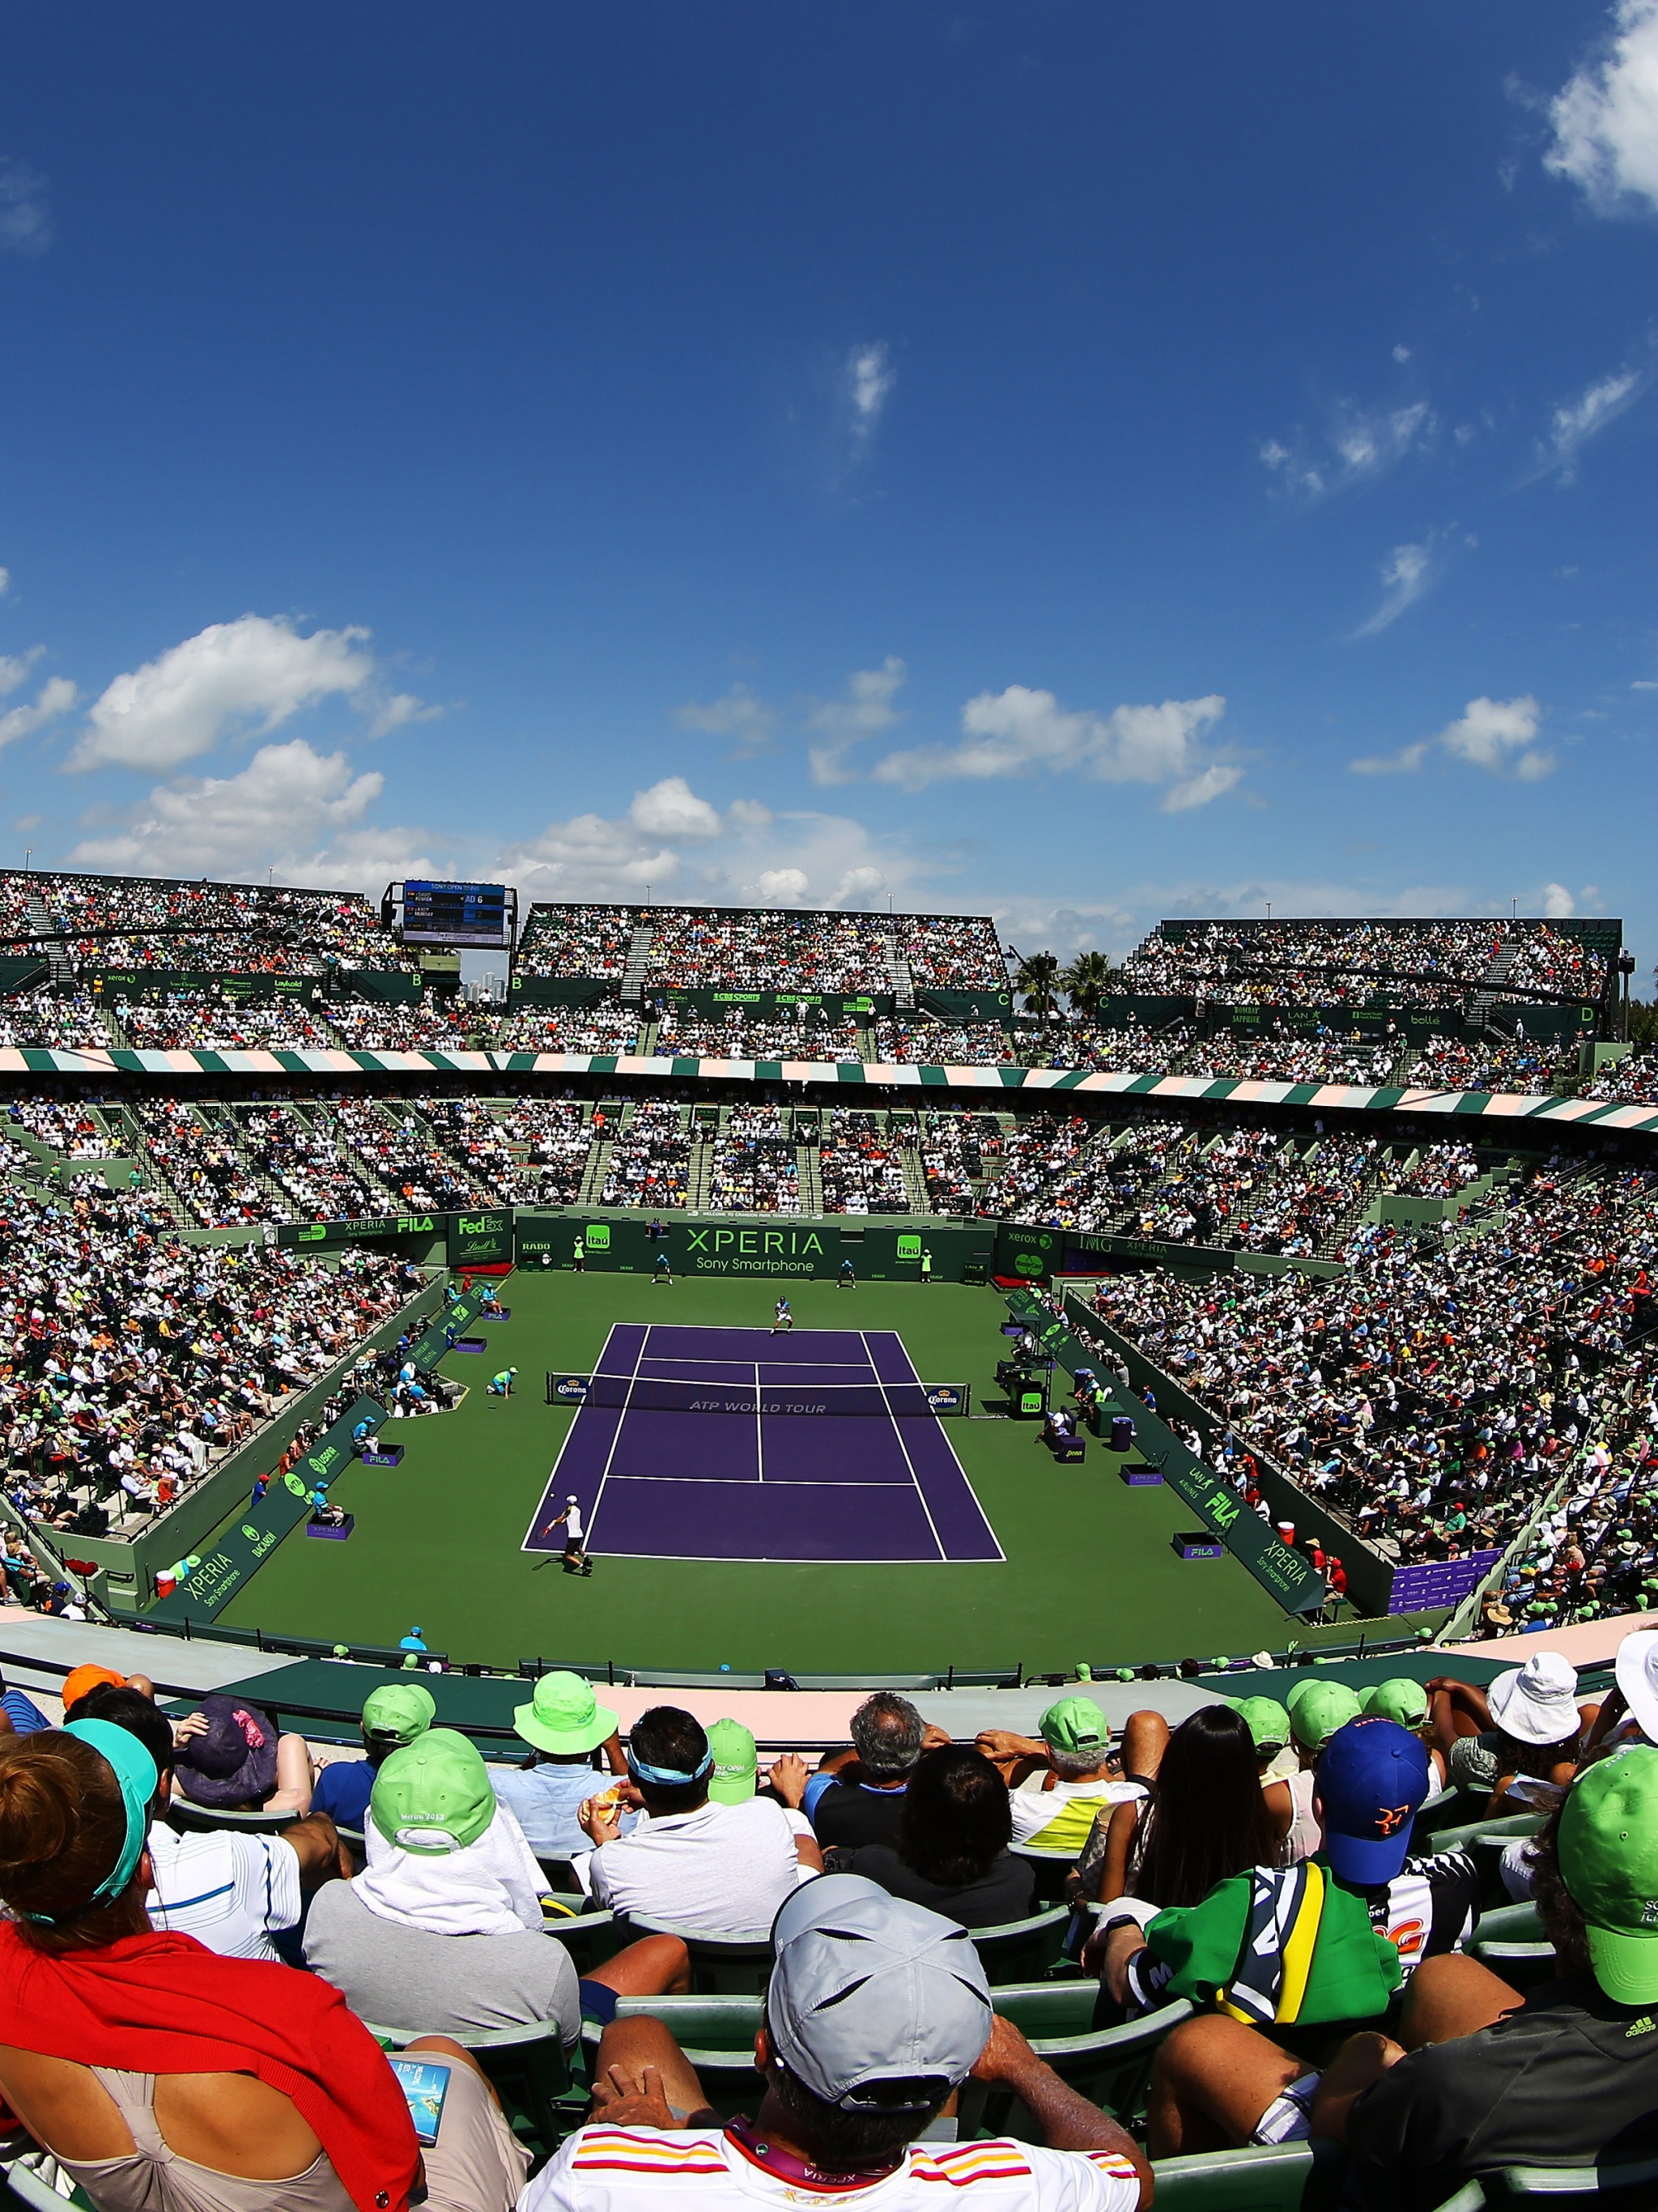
xmin=755 ymin=1361 xmax=764 ymax=1484
xmin=859 ymin=1328 xmax=946 ymax=1563
xmin=580 ymin=1323 xmax=650 ymax=1555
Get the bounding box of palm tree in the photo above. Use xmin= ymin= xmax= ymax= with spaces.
xmin=1014 ymin=949 xmax=1061 ymax=1019
xmin=1061 ymin=950 xmax=1123 ymax=1020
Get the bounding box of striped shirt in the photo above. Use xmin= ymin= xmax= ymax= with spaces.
xmin=522 ymin=2126 xmax=1140 ymax=2210
xmin=144 ymin=1822 xmax=302 ymax=1962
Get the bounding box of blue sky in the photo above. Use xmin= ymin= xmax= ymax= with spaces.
xmin=2 ymin=3 xmax=1658 ymax=971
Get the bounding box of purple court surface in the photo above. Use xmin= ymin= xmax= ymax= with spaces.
xmin=522 ymin=1323 xmax=1004 ymax=1564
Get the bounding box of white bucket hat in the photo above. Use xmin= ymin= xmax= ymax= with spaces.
xmin=1488 ymin=1651 xmax=1581 ymax=1748
xmin=1614 ymin=1628 xmax=1658 ymax=1746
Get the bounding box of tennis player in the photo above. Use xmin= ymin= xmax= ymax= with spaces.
xmin=653 ymin=1251 xmax=674 ymax=1286
xmin=772 ymin=1296 xmax=794 ymax=1334
xmin=543 ymin=1495 xmax=593 ymax=1576
xmin=487 ymin=1366 xmax=517 ymax=1397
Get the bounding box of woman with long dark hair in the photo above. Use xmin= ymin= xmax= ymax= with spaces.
xmin=1077 ymin=1704 xmax=1288 ymax=1909
xmin=837 ymin=1745 xmax=1037 ymax=1927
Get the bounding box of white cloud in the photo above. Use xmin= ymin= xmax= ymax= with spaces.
xmin=0 ymin=645 xmax=43 ymax=698
xmin=835 ymin=865 xmax=887 ymax=904
xmin=69 ymin=613 xmax=381 ymax=772
xmin=0 ymin=568 xmax=11 ymax=597
xmin=1533 ymin=366 xmax=1644 ymax=483
xmin=674 ymin=683 xmax=779 ymax=756
xmin=0 ymin=160 xmax=49 ymax=256
xmin=1441 ymin=695 xmax=1554 ymax=780
xmin=755 ymin=867 xmax=810 ymax=904
xmin=628 ymin=776 xmax=722 ymax=840
xmin=1351 ymin=542 xmax=1433 ymax=638
xmin=1350 ymin=696 xmax=1554 ymax=781
xmin=1350 ymin=740 xmax=1431 ymax=776
xmin=1392 ymin=345 xmax=1412 ymax=364
xmin=0 ymin=675 xmax=76 ymax=751
xmin=848 ymin=342 xmax=895 ymax=449
xmin=873 ymin=686 xmax=1237 ymax=810
xmin=366 ymin=691 xmax=441 ymax=740
xmin=69 ymin=738 xmax=389 ymax=876
xmin=1541 ymin=881 xmax=1576 ymax=917
xmin=1547 ymin=0 xmax=1658 ymax=214
xmin=808 ymin=657 xmax=908 ymax=785
xmin=1260 ymin=400 xmax=1435 ymax=500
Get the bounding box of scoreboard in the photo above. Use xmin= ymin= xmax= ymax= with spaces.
xmin=400 ymin=880 xmax=511 ymax=949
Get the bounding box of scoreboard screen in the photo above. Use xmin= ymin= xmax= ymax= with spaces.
xmin=401 ymin=880 xmax=510 ymax=949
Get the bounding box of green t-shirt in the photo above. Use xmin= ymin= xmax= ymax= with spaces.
xmin=1134 ymin=1857 xmax=1402 ymax=2027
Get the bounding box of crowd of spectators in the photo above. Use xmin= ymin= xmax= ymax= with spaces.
xmin=496 ymin=1003 xmax=642 ymax=1054
xmin=818 ymin=1109 xmax=912 ymax=1213
xmin=330 ymin=995 xmax=487 ymax=1053
xmin=0 ymin=870 xmax=410 ymax=974
xmin=597 ymin=1100 xmax=695 ymax=1208
xmin=325 ymin=1100 xmax=491 ymax=1212
xmin=899 ymin=911 xmax=1006 ymax=988
xmin=1021 ymin=1021 xmax=1192 ymax=1074
xmin=0 ymin=992 xmax=115 ymax=1051
xmin=514 ymin=903 xmax=636 ymax=979
xmin=872 ymin=1018 xmax=1014 ymax=1064
xmin=1378 ymin=1142 xmax=1486 ymax=1202
xmin=1583 ymin=1046 xmax=1658 ymax=1105
xmin=1402 ymin=1032 xmax=1567 ymax=1095
xmin=7 ymin=1101 xmax=120 ymax=1160
xmin=1503 ymin=922 xmax=1608 ymax=999
xmin=652 ymin=1008 xmax=865 ymax=1062
xmin=115 ymin=991 xmax=340 ymax=1053
xmin=644 ymin=908 xmax=888 ymax=993
xmin=917 ymin=1109 xmax=1001 ymax=1214
xmin=1079 ymin=1146 xmax=1658 ymax=1613
xmin=708 ymin=1104 xmax=801 ymax=1213
xmin=238 ymin=1104 xmax=380 ymax=1221
xmin=127 ymin=1099 xmax=276 ymax=1227
xmin=1183 ymin=1031 xmax=1402 ymax=1086
xmin=1120 ymin=919 xmax=1507 ymax=1008
xmin=980 ymin=1112 xmax=1114 ymax=1227
xmin=498 ymin=1100 xmax=594 ymax=1206
xmin=0 ymin=1176 xmax=411 ymax=1547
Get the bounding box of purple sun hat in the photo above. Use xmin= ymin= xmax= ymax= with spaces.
xmin=172 ymin=1694 xmax=280 ymax=1809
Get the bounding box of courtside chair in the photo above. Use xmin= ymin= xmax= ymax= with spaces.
xmin=967 ymin=1903 xmax=1073 ymax=1984
xmin=369 ymin=2018 xmax=576 ymax=2163
xmin=621 ymin=1912 xmax=776 ymax=1994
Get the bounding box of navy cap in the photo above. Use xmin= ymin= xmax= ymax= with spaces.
xmin=1316 ymin=1716 xmax=1430 ymax=1885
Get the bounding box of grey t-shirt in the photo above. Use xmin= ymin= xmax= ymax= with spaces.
xmin=303 ymin=1882 xmax=580 ymax=2039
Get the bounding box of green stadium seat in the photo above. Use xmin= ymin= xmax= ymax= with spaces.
xmin=1497 ymin=2156 xmax=1658 ymax=2199
xmin=1009 ymin=1844 xmax=1078 ymax=1903
xmin=965 ymin=1989 xmax=1193 ymax=2132
xmin=968 ymin=1904 xmax=1073 ymax=1984
xmin=621 ymin=1913 xmax=776 ymax=1993
xmin=1150 ymin=2139 xmax=1344 ymax=2210
xmin=167 ymin=1802 xmax=298 ymax=1839
xmin=541 ymin=1905 xmax=633 ymax=1974
xmin=369 ymin=2018 xmax=577 ymax=2161
xmin=583 ymin=1993 xmax=763 ymax=2115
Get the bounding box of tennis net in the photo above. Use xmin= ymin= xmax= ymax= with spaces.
xmin=545 ymin=1372 xmax=969 ymax=1417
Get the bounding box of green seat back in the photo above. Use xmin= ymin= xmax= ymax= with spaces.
xmin=623 ymin=1914 xmax=776 ymax=1994
xmin=1151 ymin=2139 xmax=1334 ymax=2210
xmin=968 ymin=1904 xmax=1071 ymax=1985
xmin=1499 ymin=2155 xmax=1658 ymax=2200
xmin=542 ymin=1907 xmax=632 ymax=1974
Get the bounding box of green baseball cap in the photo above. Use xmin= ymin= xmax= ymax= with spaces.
xmin=1039 ymin=1695 xmax=1108 ymax=1757
xmin=1362 ymin=1678 xmax=1429 ymax=1729
xmin=1287 ymin=1679 xmax=1363 ymax=1753
xmin=1559 ymin=1746 xmax=1658 ymax=2006
xmin=512 ymin=1670 xmax=620 ymax=1756
xmin=361 ymin=1681 xmax=437 ymax=1747
xmin=371 ymin=1729 xmax=496 ymax=1856
xmin=708 ymin=1718 xmax=758 ymax=1805
xmin=1233 ymin=1696 xmax=1290 ymax=1755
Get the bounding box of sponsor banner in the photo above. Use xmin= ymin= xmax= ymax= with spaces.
xmin=91 ymin=971 xmax=323 ymax=1003
xmin=279 ymin=1212 xmax=439 ymax=1249
xmin=515 ymin=1213 xmax=994 ymax=1283
xmin=448 ymin=1207 xmax=514 ymax=1268
xmin=150 ymin=1393 xmax=385 ymax=1620
xmin=914 ymin=988 xmax=1013 ymax=1023
xmin=644 ymin=988 xmax=889 ymax=1019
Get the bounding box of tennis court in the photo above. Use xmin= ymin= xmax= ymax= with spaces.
xmin=522 ymin=1321 xmax=1005 ymax=1563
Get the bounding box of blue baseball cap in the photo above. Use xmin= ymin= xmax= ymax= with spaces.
xmin=1316 ymin=1716 xmax=1430 ymax=1885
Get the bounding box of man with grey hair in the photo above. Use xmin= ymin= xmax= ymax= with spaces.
xmin=526 ymin=1874 xmax=1150 ymax=2209
xmin=799 ymin=1692 xmax=942 ymax=1853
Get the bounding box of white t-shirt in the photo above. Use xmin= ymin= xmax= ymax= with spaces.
xmin=145 ymin=1822 xmax=301 ymax=1961
xmin=522 ymin=2125 xmax=1140 ymax=2210
xmin=586 ymin=1798 xmax=812 ymax=1933
xmin=563 ymin=1505 xmax=586 ymax=1543
xmin=1007 ymin=1776 xmax=1144 ymax=1853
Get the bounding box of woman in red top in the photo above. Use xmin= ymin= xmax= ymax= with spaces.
xmin=0 ymin=1724 xmax=526 ymax=2212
